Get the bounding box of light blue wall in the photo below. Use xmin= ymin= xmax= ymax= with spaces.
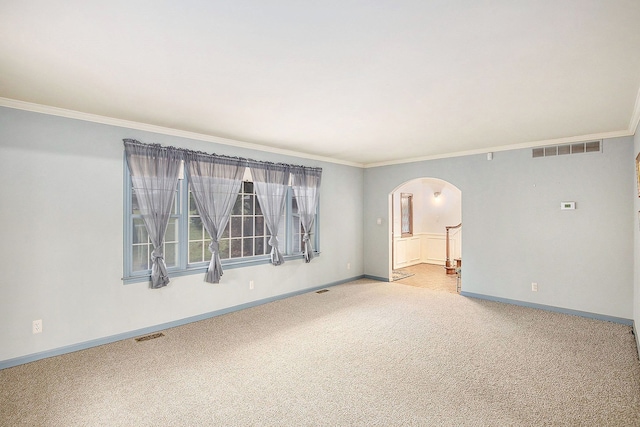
xmin=364 ymin=138 xmax=634 ymax=319
xmin=1 ymin=103 xmax=634 ymax=366
xmin=0 ymin=107 xmax=364 ymax=364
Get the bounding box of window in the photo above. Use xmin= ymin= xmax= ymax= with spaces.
xmin=124 ymin=162 xmax=319 ymax=283
xmin=131 ymin=184 xmax=180 ymax=271
xmin=188 ymin=181 xmax=272 ymax=263
xmin=291 ymin=195 xmax=303 ymax=254
xmin=290 ymin=194 xmax=313 ymax=254
xmin=401 ymin=193 xmax=413 ymax=237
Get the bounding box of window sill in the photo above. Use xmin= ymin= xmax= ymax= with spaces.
xmin=122 ymin=252 xmax=321 ymax=285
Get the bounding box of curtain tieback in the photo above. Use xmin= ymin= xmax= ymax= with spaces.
xmin=151 ymin=248 xmax=164 ymax=262
xmin=150 ymin=247 xmax=170 ymax=288
xmin=268 ymin=235 xmax=279 ymax=248
xmin=207 ymin=240 xmax=223 ymax=282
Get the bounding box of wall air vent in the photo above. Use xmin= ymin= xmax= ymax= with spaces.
xmin=135 ymin=332 xmax=165 ymax=342
xmin=532 ymin=140 xmax=601 ymax=158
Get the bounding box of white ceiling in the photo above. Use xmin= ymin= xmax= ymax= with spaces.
xmin=1 ymin=1 xmax=640 ymax=166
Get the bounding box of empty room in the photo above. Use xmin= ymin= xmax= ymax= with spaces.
xmin=1 ymin=1 xmax=640 ymax=425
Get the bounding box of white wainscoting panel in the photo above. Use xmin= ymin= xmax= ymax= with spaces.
xmin=393 ymin=236 xmax=421 ymax=269
xmin=424 ymin=233 xmax=446 ymax=265
xmin=408 ymin=238 xmax=421 ymax=263
xmin=394 ymin=231 xmax=462 ymax=269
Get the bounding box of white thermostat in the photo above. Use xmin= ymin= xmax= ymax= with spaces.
xmin=561 ymin=201 xmax=576 ymax=210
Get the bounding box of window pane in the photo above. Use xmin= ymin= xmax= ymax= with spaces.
xmin=132 ymin=183 xmax=179 ymax=215
xmin=165 ymin=242 xmax=178 ymax=267
xmin=189 ymin=217 xmax=204 ymax=240
xmin=232 ymin=196 xmax=242 ymax=215
xmin=165 ymin=218 xmax=178 ymax=242
xmin=172 ymin=188 xmax=179 ymax=214
xmin=255 ymin=216 xmax=264 ymax=236
xmin=255 ymin=237 xmax=265 ymax=255
xmin=219 ymin=239 xmax=230 ymax=259
xmin=243 ymin=238 xmax=253 ymax=257
xmin=242 ymin=194 xmax=253 ymax=215
xmin=293 ymin=221 xmax=302 ymax=253
xmin=133 ymin=218 xmax=148 ymax=244
xmin=401 ymin=198 xmax=409 ymax=230
xmin=243 ymin=217 xmax=254 ymax=236
xmin=278 ymin=215 xmax=285 ymax=240
xmin=189 ymin=191 xmax=198 ymax=215
xmin=230 ymin=216 xmax=242 ymax=237
xmin=189 ymin=241 xmax=204 ymax=264
xmin=132 ymin=191 xmax=141 ymax=215
xmin=243 ymin=181 xmax=253 ymax=194
xmin=255 ymin=199 xmax=263 ymax=215
xmin=221 ymin=222 xmax=230 ymax=239
xmin=401 ymin=193 xmax=412 ymax=235
xmin=132 ymin=244 xmax=149 ymax=271
xmin=230 ymin=238 xmax=242 ymax=258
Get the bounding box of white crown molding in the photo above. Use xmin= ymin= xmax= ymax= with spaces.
xmin=363 ymin=130 xmax=633 ymax=168
xmin=629 ymin=85 xmax=640 ymax=135
xmin=0 ymin=97 xmax=364 ymax=168
xmin=1 ymin=96 xmax=635 ymax=170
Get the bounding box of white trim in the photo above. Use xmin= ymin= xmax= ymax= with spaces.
xmin=1 ymin=96 xmax=635 ymax=170
xmin=0 ymin=97 xmax=363 ymax=168
xmin=629 ymin=85 xmax=640 ymax=135
xmin=364 ymin=129 xmax=632 ymax=168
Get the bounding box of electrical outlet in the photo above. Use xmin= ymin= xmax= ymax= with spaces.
xmin=32 ymin=319 xmax=42 ymax=334
xmin=347 ymin=262 xmax=351 ymax=270
xmin=531 ymin=282 xmax=538 ymax=292
xmin=249 ymin=280 xmax=254 ymax=290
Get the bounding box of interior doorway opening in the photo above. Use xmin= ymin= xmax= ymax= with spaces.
xmin=389 ymin=178 xmax=462 ymax=292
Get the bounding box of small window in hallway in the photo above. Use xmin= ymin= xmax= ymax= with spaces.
xmin=401 ymin=193 xmax=413 ymax=237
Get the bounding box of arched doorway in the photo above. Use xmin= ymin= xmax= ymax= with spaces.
xmin=389 ymin=178 xmax=462 ymax=291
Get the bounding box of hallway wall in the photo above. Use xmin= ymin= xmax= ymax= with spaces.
xmin=392 ymin=179 xmax=462 ymax=269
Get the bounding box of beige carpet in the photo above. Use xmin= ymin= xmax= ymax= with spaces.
xmin=1 ymin=279 xmax=639 ymax=426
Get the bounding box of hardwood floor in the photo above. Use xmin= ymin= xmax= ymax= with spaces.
xmin=393 ymin=263 xmax=459 ymax=293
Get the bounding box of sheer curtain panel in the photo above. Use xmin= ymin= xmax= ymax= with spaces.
xmin=185 ymin=152 xmax=245 ymax=283
xmin=249 ymin=162 xmax=290 ymax=266
xmin=124 ymin=139 xmax=183 ymax=288
xmin=290 ymin=166 xmax=322 ymax=262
